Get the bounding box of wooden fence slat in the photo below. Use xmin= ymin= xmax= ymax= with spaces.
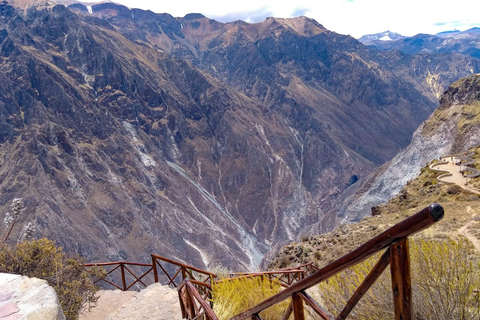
xmin=120 ymin=264 xmax=127 ymax=291
xmin=178 ymin=285 xmax=188 ymax=319
xmin=298 ymin=291 xmax=333 ymax=320
xmin=182 ymin=280 xmax=219 ymax=320
xmin=151 ymin=253 xmax=217 ymax=277
xmin=336 ymin=249 xmax=391 ymax=320
xmin=281 ymin=301 xmax=293 ymax=320
xmin=390 ymin=238 xmax=412 ymax=320
xmin=123 ymin=265 xmax=149 ymax=290
xmin=292 ymin=293 xmax=305 ymax=320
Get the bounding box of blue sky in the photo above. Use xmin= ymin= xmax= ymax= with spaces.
xmin=83 ymin=0 xmax=480 ymax=38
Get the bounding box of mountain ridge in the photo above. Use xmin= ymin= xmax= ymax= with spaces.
xmin=359 ymin=28 xmax=480 ymax=59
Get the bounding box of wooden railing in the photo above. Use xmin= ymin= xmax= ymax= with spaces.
xmin=86 ymin=254 xmax=219 ymax=319
xmin=86 ymin=253 xmax=216 ymax=296
xmin=84 ymin=261 xmax=153 ymax=291
xmin=151 ymin=253 xmax=217 ymax=299
xmin=228 ymin=262 xmax=319 ymax=287
xmin=231 ymin=203 xmax=444 ymax=320
xmin=86 ymin=204 xmax=444 ymax=320
xmin=178 ymin=279 xmax=219 ymax=320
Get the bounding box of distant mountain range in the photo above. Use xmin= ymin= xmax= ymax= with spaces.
xmin=0 ymin=0 xmax=480 ymax=270
xmin=358 ymin=31 xmax=406 ymax=44
xmin=359 ymin=28 xmax=480 ymax=58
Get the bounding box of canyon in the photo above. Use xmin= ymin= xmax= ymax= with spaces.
xmin=0 ymin=0 xmax=479 ymax=270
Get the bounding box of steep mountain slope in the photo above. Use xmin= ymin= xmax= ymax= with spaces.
xmin=86 ymin=5 xmax=480 ymax=163
xmin=71 ymin=2 xmax=480 ymax=210
xmin=0 ymin=2 xmax=379 ymax=270
xmin=322 ymin=74 xmax=480 ymax=227
xmin=0 ymin=3 xmax=282 ymax=270
xmin=1 ymin=1 xmax=480 ymax=271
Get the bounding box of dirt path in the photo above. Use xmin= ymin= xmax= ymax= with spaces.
xmin=457 ymin=206 xmax=480 ymax=254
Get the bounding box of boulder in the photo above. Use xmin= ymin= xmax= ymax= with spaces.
xmin=0 ymin=273 xmax=65 ymax=320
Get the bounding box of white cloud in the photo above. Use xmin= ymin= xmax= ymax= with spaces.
xmin=81 ymin=0 xmax=480 ymax=38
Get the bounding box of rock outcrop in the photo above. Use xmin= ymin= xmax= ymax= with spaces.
xmin=0 ymin=273 xmax=65 ymax=320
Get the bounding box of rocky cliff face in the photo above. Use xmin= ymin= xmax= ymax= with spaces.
xmin=77 ymin=2 xmax=480 ymax=215
xmin=0 ymin=1 xmax=479 ymax=270
xmin=323 ymin=74 xmax=480 ymax=225
xmin=0 ymin=3 xmax=277 ymax=269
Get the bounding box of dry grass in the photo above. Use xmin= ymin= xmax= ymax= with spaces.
xmin=211 ymin=275 xmax=290 ymax=320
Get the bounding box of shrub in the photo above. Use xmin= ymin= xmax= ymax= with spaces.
xmin=211 ymin=275 xmax=289 ymax=320
xmin=447 ymin=185 xmax=461 ymax=195
xmin=0 ymin=238 xmax=104 ymax=320
xmin=318 ymin=237 xmax=480 ymax=320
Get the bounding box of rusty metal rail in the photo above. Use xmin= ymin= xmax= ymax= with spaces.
xmin=231 ymin=203 xmax=444 ymax=320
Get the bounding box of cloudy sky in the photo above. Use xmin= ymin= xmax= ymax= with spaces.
xmin=87 ymin=0 xmax=480 ymax=38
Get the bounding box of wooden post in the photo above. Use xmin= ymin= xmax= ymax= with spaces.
xmin=178 ymin=286 xmax=187 ymax=319
xmin=120 ymin=264 xmax=127 ymax=291
xmin=337 ymin=249 xmax=390 ymax=320
xmin=292 ymin=293 xmax=305 ymax=320
xmin=390 ymin=238 xmax=412 ymax=320
xmin=185 ymin=283 xmax=196 ymax=318
xmin=152 ymin=255 xmax=159 ymax=283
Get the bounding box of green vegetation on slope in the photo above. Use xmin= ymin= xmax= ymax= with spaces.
xmin=0 ymin=198 xmax=103 ymax=320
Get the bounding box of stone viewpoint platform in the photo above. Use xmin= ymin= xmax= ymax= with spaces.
xmin=80 ymin=283 xmax=182 ymax=320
